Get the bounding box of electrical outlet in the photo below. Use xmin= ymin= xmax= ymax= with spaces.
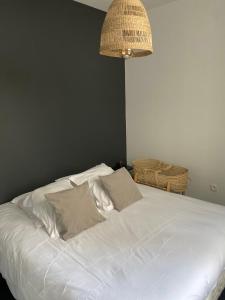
xmin=210 ymin=184 xmax=218 ymax=192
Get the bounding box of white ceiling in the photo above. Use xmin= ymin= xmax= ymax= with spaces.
xmin=76 ymin=0 xmax=177 ymax=11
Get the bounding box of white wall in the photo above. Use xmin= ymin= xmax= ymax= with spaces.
xmin=126 ymin=0 xmax=225 ymax=204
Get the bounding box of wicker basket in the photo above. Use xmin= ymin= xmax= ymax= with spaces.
xmin=133 ymin=159 xmax=188 ymax=194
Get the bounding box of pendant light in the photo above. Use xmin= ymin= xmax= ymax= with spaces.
xmin=100 ymin=0 xmax=153 ymax=59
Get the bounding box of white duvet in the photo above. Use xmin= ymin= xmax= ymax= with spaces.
xmin=1 ymin=184 xmax=225 ymax=300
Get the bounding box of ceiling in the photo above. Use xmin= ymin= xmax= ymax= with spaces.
xmin=75 ymin=0 xmax=177 ymax=11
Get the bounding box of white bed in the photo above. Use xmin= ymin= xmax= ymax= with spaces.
xmin=1 ymin=184 xmax=225 ymax=300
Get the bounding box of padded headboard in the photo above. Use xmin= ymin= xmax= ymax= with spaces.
xmin=0 ymin=0 xmax=126 ymax=203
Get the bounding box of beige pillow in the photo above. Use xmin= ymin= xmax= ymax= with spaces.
xmin=46 ymin=182 xmax=105 ymax=240
xmin=100 ymin=167 xmax=142 ymax=211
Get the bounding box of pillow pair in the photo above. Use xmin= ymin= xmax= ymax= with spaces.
xmin=13 ymin=163 xmax=114 ymax=238
xmin=13 ymin=164 xmax=142 ymax=240
xmin=46 ymin=167 xmax=143 ymax=240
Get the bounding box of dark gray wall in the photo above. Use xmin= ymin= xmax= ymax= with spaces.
xmin=0 ymin=0 xmax=126 ymax=203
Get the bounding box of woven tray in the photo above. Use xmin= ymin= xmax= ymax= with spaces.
xmin=133 ymin=159 xmax=188 ymax=194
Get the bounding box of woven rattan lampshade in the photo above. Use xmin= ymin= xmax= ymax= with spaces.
xmin=100 ymin=0 xmax=153 ymax=58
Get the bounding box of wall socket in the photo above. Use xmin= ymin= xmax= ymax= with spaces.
xmin=210 ymin=184 xmax=218 ymax=192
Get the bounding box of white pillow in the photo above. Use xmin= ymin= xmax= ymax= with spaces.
xmin=13 ymin=180 xmax=73 ymax=238
xmin=55 ymin=163 xmax=111 ymax=182
xmin=12 ymin=191 xmax=31 ymax=205
xmin=12 ymin=192 xmax=42 ymax=228
xmin=69 ymin=163 xmax=114 ymax=212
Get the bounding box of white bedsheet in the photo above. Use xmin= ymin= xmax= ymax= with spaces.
xmin=1 ymin=185 xmax=225 ymax=300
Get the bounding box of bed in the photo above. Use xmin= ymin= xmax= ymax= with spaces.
xmin=1 ymin=184 xmax=225 ymax=300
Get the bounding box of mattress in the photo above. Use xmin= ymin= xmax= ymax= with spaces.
xmin=1 ymin=184 xmax=225 ymax=300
